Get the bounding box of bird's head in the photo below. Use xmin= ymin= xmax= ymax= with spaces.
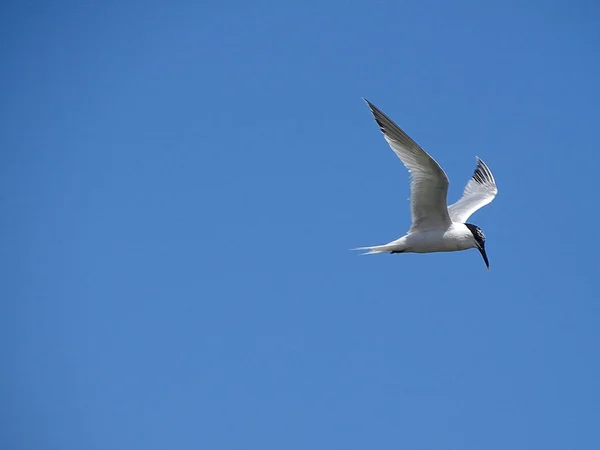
xmin=464 ymin=223 xmax=489 ymax=270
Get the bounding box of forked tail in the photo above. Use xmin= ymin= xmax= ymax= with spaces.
xmin=352 ymin=244 xmax=400 ymax=255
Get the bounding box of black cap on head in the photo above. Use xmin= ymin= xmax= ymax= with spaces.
xmin=465 ymin=223 xmax=489 ymax=269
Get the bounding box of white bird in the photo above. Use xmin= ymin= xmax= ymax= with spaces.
xmin=355 ymin=99 xmax=498 ymax=269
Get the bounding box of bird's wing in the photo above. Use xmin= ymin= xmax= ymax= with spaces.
xmin=364 ymin=99 xmax=451 ymax=232
xmin=447 ymin=157 xmax=498 ymax=223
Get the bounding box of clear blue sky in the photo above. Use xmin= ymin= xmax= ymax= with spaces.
xmin=2 ymin=1 xmax=600 ymax=449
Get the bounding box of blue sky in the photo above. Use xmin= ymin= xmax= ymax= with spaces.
xmin=2 ymin=1 xmax=600 ymax=449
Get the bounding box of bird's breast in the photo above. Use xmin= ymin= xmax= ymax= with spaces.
xmin=405 ymin=227 xmax=474 ymax=253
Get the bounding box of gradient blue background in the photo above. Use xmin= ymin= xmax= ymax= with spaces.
xmin=2 ymin=1 xmax=600 ymax=449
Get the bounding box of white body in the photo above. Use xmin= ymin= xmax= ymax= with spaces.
xmin=368 ymin=223 xmax=477 ymax=254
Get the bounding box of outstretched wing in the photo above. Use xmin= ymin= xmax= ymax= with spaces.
xmin=448 ymin=157 xmax=498 ymax=223
xmin=364 ymin=99 xmax=451 ymax=232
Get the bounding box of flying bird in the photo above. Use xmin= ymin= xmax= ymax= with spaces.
xmin=355 ymin=99 xmax=498 ymax=269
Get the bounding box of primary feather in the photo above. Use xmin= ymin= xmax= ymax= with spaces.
xmin=448 ymin=157 xmax=498 ymax=223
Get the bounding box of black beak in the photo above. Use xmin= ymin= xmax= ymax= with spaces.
xmin=477 ymin=244 xmax=490 ymax=270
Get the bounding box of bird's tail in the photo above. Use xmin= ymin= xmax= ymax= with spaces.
xmin=351 ymin=244 xmax=398 ymax=255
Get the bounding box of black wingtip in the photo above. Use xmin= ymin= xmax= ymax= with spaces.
xmin=471 ymin=157 xmax=495 ymax=186
xmin=362 ymin=98 xmax=385 ymax=130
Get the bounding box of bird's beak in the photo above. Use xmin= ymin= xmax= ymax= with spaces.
xmin=477 ymin=244 xmax=490 ymax=270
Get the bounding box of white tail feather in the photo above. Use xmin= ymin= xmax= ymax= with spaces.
xmin=351 ymin=244 xmax=395 ymax=255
